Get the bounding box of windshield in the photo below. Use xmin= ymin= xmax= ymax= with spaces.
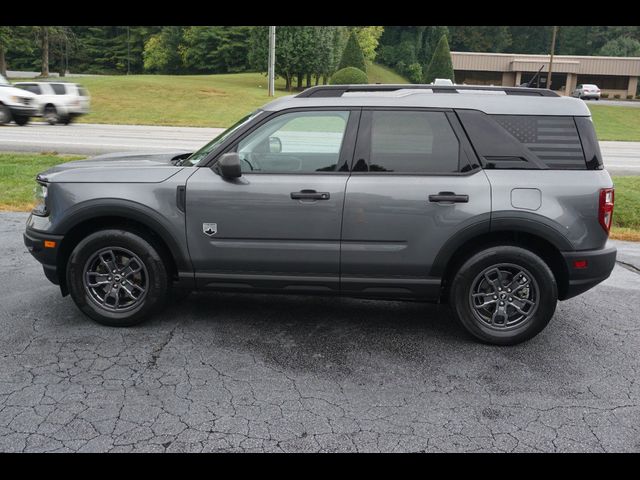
xmin=181 ymin=111 xmax=262 ymax=166
xmin=0 ymin=74 xmax=9 ymax=86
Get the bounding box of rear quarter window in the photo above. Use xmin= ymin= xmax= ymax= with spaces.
xmin=491 ymin=115 xmax=587 ymax=170
xmin=50 ymin=84 xmax=68 ymax=95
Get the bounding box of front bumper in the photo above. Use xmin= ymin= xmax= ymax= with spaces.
xmin=9 ymin=105 xmax=38 ymax=117
xmin=24 ymin=226 xmax=64 ymax=285
xmin=560 ymin=242 xmax=617 ymax=300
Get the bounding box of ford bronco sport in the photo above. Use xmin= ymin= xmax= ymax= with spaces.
xmin=23 ymin=84 xmax=617 ymax=345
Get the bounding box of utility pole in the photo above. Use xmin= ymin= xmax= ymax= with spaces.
xmin=268 ymin=26 xmax=276 ymax=97
xmin=548 ymin=26 xmax=558 ymax=91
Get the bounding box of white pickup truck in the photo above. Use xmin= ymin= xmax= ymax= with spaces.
xmin=14 ymin=81 xmax=90 ymax=125
xmin=0 ymin=74 xmax=38 ymax=126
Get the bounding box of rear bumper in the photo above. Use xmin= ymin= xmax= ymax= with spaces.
xmin=560 ymin=242 xmax=617 ymax=300
xmin=24 ymin=226 xmax=64 ymax=285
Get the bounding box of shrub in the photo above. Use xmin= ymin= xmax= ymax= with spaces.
xmin=406 ymin=63 xmax=424 ymax=84
xmin=601 ymin=93 xmax=609 ymax=98
xmin=627 ymin=95 xmax=634 ymax=100
xmin=330 ymin=67 xmax=368 ymax=85
xmin=338 ymin=32 xmax=367 ymax=73
xmin=424 ymin=34 xmax=455 ymax=84
xmin=614 ymin=94 xmax=621 ymax=99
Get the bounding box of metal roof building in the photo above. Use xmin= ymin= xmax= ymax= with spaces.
xmin=451 ymin=51 xmax=640 ymax=98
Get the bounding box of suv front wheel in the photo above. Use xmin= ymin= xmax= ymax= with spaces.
xmin=449 ymin=246 xmax=558 ymax=345
xmin=66 ymin=229 xmax=169 ymax=327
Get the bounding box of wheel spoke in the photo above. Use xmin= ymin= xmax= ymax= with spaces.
xmin=121 ymin=260 xmax=142 ymax=278
xmin=99 ymin=250 xmax=118 ymax=273
xmin=472 ymin=292 xmax=498 ymax=309
xmin=86 ymin=272 xmax=110 ymax=287
xmin=491 ymin=303 xmax=509 ymax=326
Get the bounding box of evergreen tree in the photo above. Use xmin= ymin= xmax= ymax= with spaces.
xmin=424 ymin=34 xmax=454 ymax=83
xmin=338 ymin=32 xmax=366 ymax=72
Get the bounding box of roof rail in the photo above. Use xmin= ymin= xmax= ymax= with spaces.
xmin=296 ymin=84 xmax=560 ymax=98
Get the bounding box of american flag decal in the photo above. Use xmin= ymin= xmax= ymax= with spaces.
xmin=493 ymin=115 xmax=586 ymax=169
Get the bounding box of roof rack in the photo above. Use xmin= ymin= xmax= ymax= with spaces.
xmin=296 ymin=84 xmax=560 ymax=98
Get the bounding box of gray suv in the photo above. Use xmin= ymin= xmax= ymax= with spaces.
xmin=23 ymin=84 xmax=617 ymax=345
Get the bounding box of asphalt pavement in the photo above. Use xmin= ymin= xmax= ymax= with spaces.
xmin=0 ymin=122 xmax=637 ymax=176
xmin=0 ymin=212 xmax=638 ymax=452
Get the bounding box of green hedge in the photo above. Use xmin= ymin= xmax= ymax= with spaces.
xmin=330 ymin=67 xmax=368 ymax=85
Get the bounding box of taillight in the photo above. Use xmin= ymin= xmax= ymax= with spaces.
xmin=599 ymin=188 xmax=614 ymax=234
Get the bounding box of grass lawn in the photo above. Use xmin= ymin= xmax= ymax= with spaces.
xmin=1 ymin=152 xmax=638 ymax=241
xmin=50 ymin=64 xmax=407 ymax=129
xmin=0 ymin=153 xmax=83 ymax=211
xmin=588 ymin=105 xmax=640 ymax=142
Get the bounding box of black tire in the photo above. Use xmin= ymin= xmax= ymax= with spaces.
xmin=44 ymin=105 xmax=60 ymax=125
xmin=13 ymin=115 xmax=30 ymax=126
xmin=0 ymin=104 xmax=12 ymax=125
xmin=66 ymin=229 xmax=169 ymax=327
xmin=61 ymin=115 xmax=73 ymax=125
xmin=449 ymin=246 xmax=558 ymax=346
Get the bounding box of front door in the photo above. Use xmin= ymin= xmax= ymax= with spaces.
xmin=186 ymin=108 xmax=359 ymax=292
xmin=340 ymin=109 xmax=492 ymax=298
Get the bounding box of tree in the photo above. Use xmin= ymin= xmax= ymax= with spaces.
xmin=424 ymin=34 xmax=454 ymax=83
xmin=598 ymin=37 xmax=640 ymax=57
xmin=0 ymin=27 xmax=35 ymax=76
xmin=39 ymin=26 xmax=49 ymax=77
xmin=180 ymin=26 xmax=252 ymax=74
xmin=351 ymin=26 xmax=384 ymax=62
xmin=338 ymin=31 xmax=366 ymax=72
xmin=143 ymin=27 xmax=183 ymax=73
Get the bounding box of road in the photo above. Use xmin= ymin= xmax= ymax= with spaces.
xmin=0 ymin=122 xmax=637 ymax=175
xmin=0 ymin=211 xmax=639 ymax=452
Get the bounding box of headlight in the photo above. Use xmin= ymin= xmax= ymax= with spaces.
xmin=33 ymin=182 xmax=48 ymax=216
xmin=10 ymin=95 xmax=19 ymax=103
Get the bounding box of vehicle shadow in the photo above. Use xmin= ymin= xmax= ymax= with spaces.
xmin=149 ymin=291 xmax=481 ymax=375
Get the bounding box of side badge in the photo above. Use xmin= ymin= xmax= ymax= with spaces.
xmin=202 ymin=223 xmax=217 ymax=237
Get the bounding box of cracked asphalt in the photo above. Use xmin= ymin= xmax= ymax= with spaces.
xmin=1 ymin=212 xmax=639 ymax=452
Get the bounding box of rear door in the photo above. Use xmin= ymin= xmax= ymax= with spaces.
xmin=340 ymin=108 xmax=492 ymax=298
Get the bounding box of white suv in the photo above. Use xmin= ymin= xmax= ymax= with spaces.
xmin=0 ymin=74 xmax=38 ymax=126
xmin=14 ymin=81 xmax=90 ymax=125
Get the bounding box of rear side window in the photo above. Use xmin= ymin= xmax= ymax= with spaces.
xmin=77 ymin=86 xmax=88 ymax=97
xmin=50 ymin=84 xmax=67 ymax=95
xmin=492 ymin=115 xmax=586 ymax=170
xmin=368 ymin=111 xmax=460 ymax=173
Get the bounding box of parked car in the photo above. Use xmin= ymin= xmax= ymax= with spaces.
xmin=14 ymin=81 xmax=90 ymax=124
xmin=24 ymin=84 xmax=616 ymax=345
xmin=0 ymin=74 xmax=38 ymax=125
xmin=572 ymin=84 xmax=601 ymax=100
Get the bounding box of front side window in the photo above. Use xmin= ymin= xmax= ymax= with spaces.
xmin=18 ymin=84 xmax=41 ymax=95
xmin=368 ymin=111 xmax=460 ymax=173
xmin=236 ymin=111 xmax=349 ymax=173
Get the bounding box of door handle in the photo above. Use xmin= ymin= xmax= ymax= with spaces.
xmin=291 ymin=190 xmax=330 ymax=201
xmin=428 ymin=192 xmax=469 ymax=203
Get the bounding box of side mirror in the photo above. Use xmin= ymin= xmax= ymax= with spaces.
xmin=269 ymin=136 xmax=282 ymax=154
xmin=214 ymin=152 xmax=242 ymax=179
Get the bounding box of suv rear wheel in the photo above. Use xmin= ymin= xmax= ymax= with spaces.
xmin=449 ymin=246 xmax=558 ymax=345
xmin=66 ymin=229 xmax=169 ymax=327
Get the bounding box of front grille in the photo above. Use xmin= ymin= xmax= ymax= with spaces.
xmin=19 ymin=97 xmax=32 ymax=106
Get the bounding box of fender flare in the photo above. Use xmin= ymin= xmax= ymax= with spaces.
xmin=429 ymin=211 xmax=574 ymax=277
xmin=55 ymin=198 xmax=191 ymax=272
